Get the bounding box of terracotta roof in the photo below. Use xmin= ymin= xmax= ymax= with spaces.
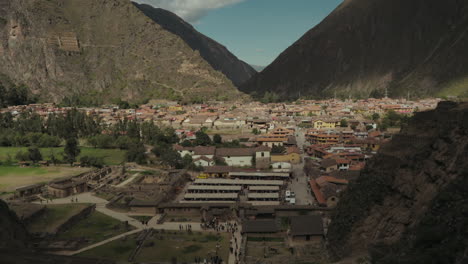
xmin=320 ymin=158 xmax=337 ymax=168
xmin=309 ymin=179 xmax=327 ymax=206
xmin=193 ymin=146 xmax=216 ymax=156
xmin=316 ymin=176 xmax=349 ymax=185
xmin=216 ymin=148 xmax=255 ymax=157
xmin=287 ymin=146 xmax=301 ymax=154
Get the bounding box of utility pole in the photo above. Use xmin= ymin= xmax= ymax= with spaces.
xmin=385 ymin=87 xmax=389 ymax=99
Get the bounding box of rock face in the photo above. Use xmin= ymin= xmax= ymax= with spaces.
xmin=327 ymin=101 xmax=468 ymax=263
xmin=241 ymin=0 xmax=468 ymax=99
xmin=0 ymin=0 xmax=239 ymax=103
xmin=133 ymin=3 xmax=256 ymax=87
xmin=0 ymin=200 xmax=28 ymax=249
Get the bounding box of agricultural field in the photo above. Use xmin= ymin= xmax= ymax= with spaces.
xmin=79 ymin=231 xmax=230 ymax=263
xmin=0 ymin=147 xmax=126 ymax=165
xmin=0 ymin=166 xmax=91 ymax=193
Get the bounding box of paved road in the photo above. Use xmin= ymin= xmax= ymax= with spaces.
xmin=288 ymin=128 xmax=315 ymax=205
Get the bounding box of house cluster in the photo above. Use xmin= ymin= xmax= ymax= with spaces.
xmin=302 ymin=125 xmax=389 ymax=208
xmin=2 ymin=98 xmax=440 ymax=130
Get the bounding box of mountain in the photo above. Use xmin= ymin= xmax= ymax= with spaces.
xmin=327 ymin=101 xmax=468 ymax=263
xmin=133 ymin=3 xmax=256 ymax=87
xmin=0 ymin=0 xmax=241 ymax=104
xmin=241 ymin=0 xmax=468 ymax=99
xmin=0 ymin=200 xmax=28 ymax=249
xmin=250 ymin=65 xmax=265 ymax=72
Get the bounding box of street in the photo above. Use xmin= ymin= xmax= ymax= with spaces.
xmin=287 ymin=128 xmax=315 ymax=206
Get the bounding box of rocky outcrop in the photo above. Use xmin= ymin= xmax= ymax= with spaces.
xmin=133 ymin=3 xmax=256 ymax=87
xmin=327 ymin=101 xmax=468 ymax=263
xmin=0 ymin=0 xmax=240 ymax=103
xmin=0 ymin=199 xmax=29 ymax=249
xmin=241 ymin=0 xmax=468 ymax=99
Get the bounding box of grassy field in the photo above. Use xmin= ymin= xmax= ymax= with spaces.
xmin=0 ymin=147 xmax=126 ymax=165
xmin=136 ymin=232 xmax=230 ymax=263
xmin=79 ymin=231 xmax=230 ymax=263
xmin=78 ymin=232 xmax=139 ymax=261
xmin=27 ymin=204 xmax=90 ymax=234
xmin=0 ymin=166 xmax=91 ymax=192
xmin=56 ymin=211 xmax=133 ymax=246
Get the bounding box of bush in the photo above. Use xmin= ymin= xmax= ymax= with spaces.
xmin=80 ymin=155 xmax=104 ymax=168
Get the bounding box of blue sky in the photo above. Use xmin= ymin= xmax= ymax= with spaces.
xmin=135 ymin=0 xmax=343 ymax=66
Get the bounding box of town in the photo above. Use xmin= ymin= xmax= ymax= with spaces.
xmin=0 ymin=97 xmax=440 ymax=263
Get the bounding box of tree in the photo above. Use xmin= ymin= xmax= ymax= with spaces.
xmin=38 ymin=134 xmax=61 ymax=147
xmin=195 ymin=130 xmax=211 ymax=146
xmin=181 ymin=140 xmax=193 ymax=147
xmin=271 ymin=145 xmax=286 ymax=154
xmin=63 ymin=137 xmax=80 ymax=165
xmin=15 ymin=150 xmax=29 ymax=162
xmin=115 ymin=136 xmax=134 ymax=150
xmin=340 ymin=119 xmax=348 ymax=128
xmin=126 ymin=142 xmax=147 ymax=164
xmin=214 ymin=156 xmax=227 ymax=166
xmin=252 ymin=128 xmax=261 ymax=135
xmin=213 ymin=134 xmax=222 ymax=144
xmin=371 ymin=113 xmax=380 ymax=121
xmin=80 ymin=156 xmax=104 ymax=168
xmin=28 ymin=147 xmax=43 ymax=163
xmin=160 ymin=149 xmax=183 ymax=168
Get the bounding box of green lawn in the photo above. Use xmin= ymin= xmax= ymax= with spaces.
xmin=79 ymin=231 xmax=230 ymax=263
xmin=79 ymin=233 xmax=138 ymax=261
xmin=0 ymin=166 xmax=91 ymax=192
xmin=27 ymin=204 xmax=90 ymax=234
xmin=56 ymin=211 xmax=133 ymax=246
xmin=136 ymin=232 xmax=230 ymax=263
xmin=0 ymin=147 xmax=126 ymax=165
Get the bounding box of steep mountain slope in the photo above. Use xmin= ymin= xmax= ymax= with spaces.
xmin=241 ymin=0 xmax=468 ymax=99
xmin=327 ymin=101 xmax=468 ymax=263
xmin=0 ymin=0 xmax=239 ymax=103
xmin=133 ymin=3 xmax=256 ymax=87
xmin=0 ymin=200 xmax=28 ymax=249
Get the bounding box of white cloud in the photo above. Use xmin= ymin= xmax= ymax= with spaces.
xmin=134 ymin=0 xmax=245 ymax=23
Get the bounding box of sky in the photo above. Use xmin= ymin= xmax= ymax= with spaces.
xmin=134 ymin=0 xmax=343 ymax=67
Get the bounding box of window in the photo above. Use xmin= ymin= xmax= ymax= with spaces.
xmin=261 ymin=152 xmax=264 ymax=157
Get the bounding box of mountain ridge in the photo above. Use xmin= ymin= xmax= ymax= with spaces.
xmin=133 ymin=3 xmax=256 ymax=87
xmin=0 ymin=0 xmax=241 ymax=103
xmin=241 ymin=0 xmax=468 ymax=99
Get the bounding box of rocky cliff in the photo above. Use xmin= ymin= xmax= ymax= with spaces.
xmin=241 ymin=0 xmax=468 ymax=99
xmin=0 ymin=0 xmax=240 ymax=103
xmin=327 ymin=101 xmax=468 ymax=263
xmin=133 ymin=3 xmax=256 ymax=87
xmin=0 ymin=200 xmax=28 ymax=249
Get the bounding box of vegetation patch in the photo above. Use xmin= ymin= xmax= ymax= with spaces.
xmin=56 ymin=211 xmax=133 ymax=246
xmin=27 ymin=204 xmax=90 ymax=234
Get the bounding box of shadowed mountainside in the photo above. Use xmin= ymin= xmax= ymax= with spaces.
xmin=327 ymin=101 xmax=468 ymax=263
xmin=241 ymin=0 xmax=468 ymax=99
